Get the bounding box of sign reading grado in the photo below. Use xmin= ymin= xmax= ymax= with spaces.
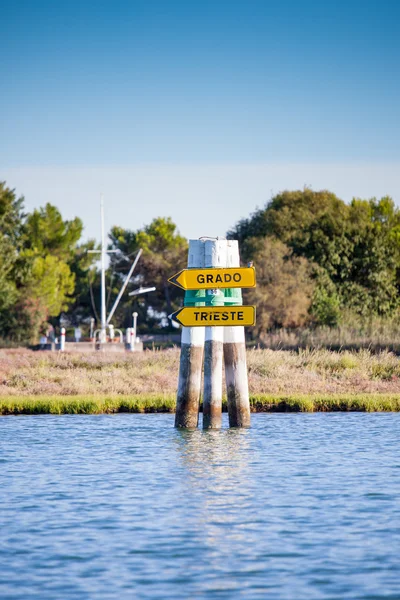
xmin=170 ymin=306 xmax=256 ymax=327
xmin=168 ymin=267 xmax=256 ymax=291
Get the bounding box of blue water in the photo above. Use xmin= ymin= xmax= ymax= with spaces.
xmin=1 ymin=413 xmax=400 ymax=599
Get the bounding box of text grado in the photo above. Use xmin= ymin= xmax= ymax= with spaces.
xmin=197 ymin=273 xmax=241 ymax=285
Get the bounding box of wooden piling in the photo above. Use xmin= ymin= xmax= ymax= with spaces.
xmin=202 ymin=239 xmax=226 ymax=429
xmin=175 ymin=240 xmax=205 ymax=428
xmin=223 ymin=240 xmax=251 ymax=427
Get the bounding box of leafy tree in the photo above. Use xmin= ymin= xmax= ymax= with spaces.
xmin=345 ymin=197 xmax=400 ymax=316
xmin=22 ymin=204 xmax=98 ymax=331
xmin=64 ymin=240 xmax=99 ymax=326
xmin=0 ymin=183 xmax=25 ymax=313
xmin=229 ymin=188 xmax=400 ymax=324
xmin=229 ymin=188 xmax=352 ymax=279
xmin=109 ymin=217 xmax=188 ymax=329
xmin=24 ymin=203 xmax=83 ymax=261
xmin=0 ymin=184 xmax=98 ymax=342
xmin=310 ymin=269 xmax=341 ymax=327
xmin=27 ymin=255 xmax=75 ymax=316
xmin=244 ymin=238 xmax=315 ymax=337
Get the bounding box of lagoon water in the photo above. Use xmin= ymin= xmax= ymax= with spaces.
xmin=1 ymin=413 xmax=400 ymax=599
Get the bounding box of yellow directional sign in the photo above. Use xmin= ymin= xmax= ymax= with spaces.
xmin=170 ymin=306 xmax=256 ymax=327
xmin=168 ymin=267 xmax=256 ymax=290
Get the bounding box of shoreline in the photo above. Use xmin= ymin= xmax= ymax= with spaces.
xmin=1 ymin=393 xmax=400 ymax=415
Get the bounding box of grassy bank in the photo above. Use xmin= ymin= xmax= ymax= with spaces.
xmin=2 ymin=347 xmax=400 ymax=396
xmin=1 ymin=393 xmax=400 ymax=415
xmin=1 ymin=347 xmax=400 ymax=414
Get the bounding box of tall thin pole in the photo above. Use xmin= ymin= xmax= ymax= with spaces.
xmin=106 ymin=249 xmax=143 ymax=325
xmin=100 ymin=194 xmax=107 ymax=343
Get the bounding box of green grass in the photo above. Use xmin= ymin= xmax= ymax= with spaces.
xmin=249 ymin=394 xmax=400 ymax=412
xmin=1 ymin=393 xmax=400 ymax=415
xmin=0 ymin=394 xmax=176 ymax=415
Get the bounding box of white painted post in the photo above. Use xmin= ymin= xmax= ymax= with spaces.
xmin=223 ymin=240 xmax=251 ymax=427
xmin=202 ymin=239 xmax=227 ymax=429
xmin=60 ymin=327 xmax=66 ymax=352
xmin=90 ymin=318 xmax=95 ymax=340
xmin=129 ymin=328 xmax=134 ymax=351
xmin=132 ymin=312 xmax=138 ymax=347
xmin=175 ymin=240 xmax=206 ymax=428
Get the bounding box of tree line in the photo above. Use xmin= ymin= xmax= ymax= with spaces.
xmin=1 ymin=181 xmax=399 ymax=343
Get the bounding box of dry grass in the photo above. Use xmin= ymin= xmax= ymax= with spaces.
xmin=1 ymin=347 xmax=400 ymax=408
xmin=0 ymin=349 xmax=180 ymax=397
xmin=256 ymin=322 xmax=400 ymax=352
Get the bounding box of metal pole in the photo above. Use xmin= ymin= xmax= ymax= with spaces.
xmin=132 ymin=312 xmax=138 ymax=351
xmin=202 ymin=239 xmax=226 ymax=429
xmin=100 ymin=195 xmax=107 ymax=343
xmin=107 ymin=249 xmax=143 ymax=325
xmin=175 ymin=240 xmax=206 ymax=428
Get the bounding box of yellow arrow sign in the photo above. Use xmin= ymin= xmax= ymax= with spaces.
xmin=170 ymin=306 xmax=256 ymax=327
xmin=168 ymin=267 xmax=256 ymax=290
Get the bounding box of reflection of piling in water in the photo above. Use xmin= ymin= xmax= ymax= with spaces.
xmin=174 ymin=428 xmax=252 ymax=500
xmin=224 ymin=241 xmax=251 ymax=428
xmin=203 ymin=240 xmax=226 ymax=430
xmin=175 ymin=240 xmax=205 ymax=428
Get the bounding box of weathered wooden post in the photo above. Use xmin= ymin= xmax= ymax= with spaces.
xmin=223 ymin=241 xmax=251 ymax=427
xmin=175 ymin=240 xmax=206 ymax=428
xmin=202 ymin=239 xmax=226 ymax=429
xmin=170 ymin=238 xmax=255 ymax=429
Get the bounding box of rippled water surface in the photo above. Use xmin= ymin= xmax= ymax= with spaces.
xmin=1 ymin=413 xmax=400 ymax=599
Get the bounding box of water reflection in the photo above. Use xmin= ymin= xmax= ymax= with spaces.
xmin=174 ymin=424 xmax=253 ymax=548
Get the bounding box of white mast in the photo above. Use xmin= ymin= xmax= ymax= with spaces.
xmin=88 ymin=195 xmax=148 ymax=345
xmin=100 ymin=194 xmax=107 ymax=343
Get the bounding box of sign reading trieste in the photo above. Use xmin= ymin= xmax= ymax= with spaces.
xmin=170 ymin=306 xmax=256 ymax=327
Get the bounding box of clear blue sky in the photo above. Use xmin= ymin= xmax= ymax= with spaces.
xmin=1 ymin=0 xmax=399 ymax=239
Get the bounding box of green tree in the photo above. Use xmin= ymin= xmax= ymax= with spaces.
xmin=345 ymin=197 xmax=400 ymax=316
xmin=28 ymin=255 xmax=75 ymax=315
xmin=22 ymin=204 xmax=98 ymax=330
xmin=24 ymin=203 xmax=83 ymax=261
xmin=229 ymin=188 xmax=400 ymax=324
xmin=0 ymin=183 xmax=26 ymax=338
xmin=245 ymin=238 xmax=315 ymax=337
xmin=229 ymin=188 xmax=352 ymax=279
xmin=0 ymin=184 xmax=98 ymax=342
xmin=64 ymin=240 xmax=100 ymax=326
xmin=109 ymin=217 xmax=188 ymax=329
xmin=310 ymin=269 xmax=341 ymax=327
